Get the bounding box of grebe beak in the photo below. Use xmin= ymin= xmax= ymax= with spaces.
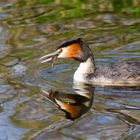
xmin=40 ymin=49 xmax=62 ymax=66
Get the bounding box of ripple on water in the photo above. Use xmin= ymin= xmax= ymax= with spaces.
xmin=0 ymin=80 xmax=27 ymax=140
xmin=36 ymin=63 xmax=74 ymax=89
xmin=11 ymin=64 xmax=27 ymax=77
xmin=30 ymin=111 xmax=129 ymax=140
xmin=0 ymin=83 xmax=16 ymax=103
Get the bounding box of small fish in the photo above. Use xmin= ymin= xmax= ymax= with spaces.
xmin=51 ymin=55 xmax=58 ymax=67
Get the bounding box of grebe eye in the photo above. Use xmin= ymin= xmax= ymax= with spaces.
xmin=57 ymin=48 xmax=63 ymax=53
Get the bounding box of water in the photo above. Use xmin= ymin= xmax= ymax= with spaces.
xmin=0 ymin=0 xmax=140 ymax=140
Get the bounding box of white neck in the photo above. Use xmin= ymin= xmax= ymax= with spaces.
xmin=73 ymin=56 xmax=95 ymax=83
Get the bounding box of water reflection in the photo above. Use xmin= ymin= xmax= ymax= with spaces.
xmin=40 ymin=83 xmax=94 ymax=120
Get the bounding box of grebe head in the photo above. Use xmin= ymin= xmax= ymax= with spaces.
xmin=40 ymin=38 xmax=93 ymax=64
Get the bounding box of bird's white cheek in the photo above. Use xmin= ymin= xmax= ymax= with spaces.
xmin=58 ymin=48 xmax=68 ymax=58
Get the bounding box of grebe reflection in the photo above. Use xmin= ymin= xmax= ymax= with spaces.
xmin=40 ymin=83 xmax=94 ymax=120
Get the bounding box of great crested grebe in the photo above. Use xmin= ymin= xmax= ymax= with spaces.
xmin=40 ymin=38 xmax=140 ymax=86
